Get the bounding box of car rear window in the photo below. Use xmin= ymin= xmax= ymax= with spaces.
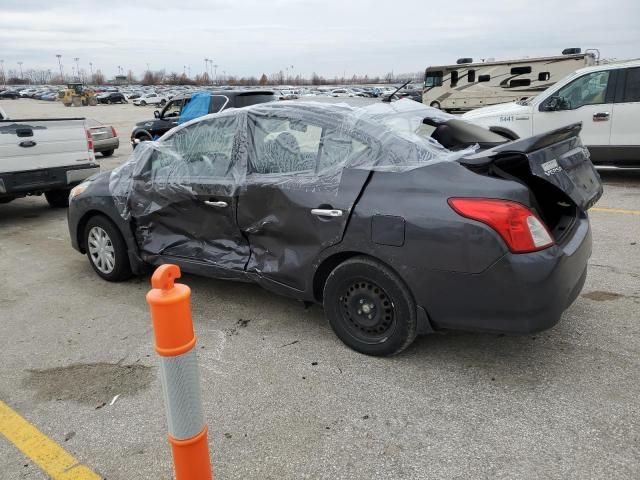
xmin=234 ymin=93 xmax=275 ymax=109
xmin=623 ymin=67 xmax=640 ymax=103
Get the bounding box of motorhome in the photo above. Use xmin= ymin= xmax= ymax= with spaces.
xmin=423 ymin=48 xmax=598 ymax=112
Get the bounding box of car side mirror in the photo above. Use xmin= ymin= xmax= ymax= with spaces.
xmin=542 ymin=96 xmax=569 ymax=112
xmin=153 ymin=110 xmax=160 ymax=119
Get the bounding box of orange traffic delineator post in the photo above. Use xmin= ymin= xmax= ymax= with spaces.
xmin=147 ymin=264 xmax=213 ymax=480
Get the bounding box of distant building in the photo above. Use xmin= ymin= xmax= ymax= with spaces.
xmin=113 ymin=75 xmax=128 ymax=85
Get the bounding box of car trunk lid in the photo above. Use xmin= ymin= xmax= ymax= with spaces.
xmin=459 ymin=123 xmax=603 ymax=212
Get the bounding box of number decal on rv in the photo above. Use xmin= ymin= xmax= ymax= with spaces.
xmin=499 ymin=116 xmax=515 ymax=122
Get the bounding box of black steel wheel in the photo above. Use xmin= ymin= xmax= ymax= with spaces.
xmin=323 ymin=256 xmax=417 ymax=356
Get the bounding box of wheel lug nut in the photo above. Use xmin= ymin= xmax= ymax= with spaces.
xmin=359 ymin=299 xmax=364 ymax=304
xmin=357 ymin=309 xmax=362 ymax=315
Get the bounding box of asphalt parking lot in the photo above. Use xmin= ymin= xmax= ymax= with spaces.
xmin=1 ymin=99 xmax=639 ymax=479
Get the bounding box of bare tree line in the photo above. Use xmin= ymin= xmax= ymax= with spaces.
xmin=1 ymin=68 xmax=423 ymax=86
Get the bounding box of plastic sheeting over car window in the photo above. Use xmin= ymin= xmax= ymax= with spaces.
xmin=109 ymin=99 xmax=478 ymax=219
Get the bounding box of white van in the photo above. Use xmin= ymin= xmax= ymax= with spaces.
xmin=462 ymin=61 xmax=640 ymax=166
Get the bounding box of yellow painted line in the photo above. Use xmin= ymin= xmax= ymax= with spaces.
xmin=591 ymin=207 xmax=640 ymax=216
xmin=0 ymin=400 xmax=102 ymax=479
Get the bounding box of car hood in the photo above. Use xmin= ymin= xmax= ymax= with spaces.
xmin=462 ymin=102 xmax=531 ymax=120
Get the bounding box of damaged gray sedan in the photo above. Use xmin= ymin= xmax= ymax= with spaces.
xmin=67 ymin=100 xmax=603 ymax=355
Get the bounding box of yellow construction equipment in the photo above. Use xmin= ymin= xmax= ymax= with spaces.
xmin=59 ymin=83 xmax=97 ymax=107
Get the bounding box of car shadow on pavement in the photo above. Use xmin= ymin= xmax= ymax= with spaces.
xmin=0 ymin=197 xmax=63 ymax=227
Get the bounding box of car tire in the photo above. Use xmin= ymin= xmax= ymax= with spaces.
xmin=0 ymin=197 xmax=15 ymax=204
xmin=140 ymin=100 xmax=147 ymax=106
xmin=84 ymin=215 xmax=132 ymax=282
xmin=160 ymin=99 xmax=166 ymax=106
xmin=323 ymin=256 xmax=418 ymax=356
xmin=44 ymin=189 xmax=71 ymax=208
xmin=430 ymin=101 xmax=441 ymax=109
xmin=102 ymin=149 xmax=115 ymax=157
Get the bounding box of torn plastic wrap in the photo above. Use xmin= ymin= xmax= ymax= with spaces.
xmin=108 ymin=100 xmax=478 ymax=266
xmin=110 ymin=111 xmax=247 ymax=220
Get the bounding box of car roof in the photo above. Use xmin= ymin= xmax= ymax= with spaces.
xmin=171 ymin=90 xmax=275 ymax=101
xmin=574 ymin=59 xmax=640 ymax=75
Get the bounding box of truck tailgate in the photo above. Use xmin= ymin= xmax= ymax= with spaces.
xmin=0 ymin=118 xmax=93 ymax=173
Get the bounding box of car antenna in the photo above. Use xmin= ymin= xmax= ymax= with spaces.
xmin=382 ymin=79 xmax=412 ymax=103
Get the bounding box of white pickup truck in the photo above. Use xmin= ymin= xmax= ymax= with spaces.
xmin=0 ymin=110 xmax=99 ymax=207
xmin=462 ymin=61 xmax=640 ymax=167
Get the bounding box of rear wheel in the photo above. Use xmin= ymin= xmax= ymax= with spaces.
xmin=430 ymin=101 xmax=441 ymax=109
xmin=323 ymin=256 xmax=418 ymax=356
xmin=140 ymin=100 xmax=147 ymax=106
xmin=159 ymin=99 xmax=166 ymax=106
xmin=101 ymin=149 xmax=114 ymax=157
xmin=44 ymin=189 xmax=71 ymax=208
xmin=84 ymin=215 xmax=132 ymax=281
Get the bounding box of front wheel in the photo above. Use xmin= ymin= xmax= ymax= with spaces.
xmin=429 ymin=101 xmax=441 ymax=109
xmin=323 ymin=256 xmax=418 ymax=356
xmin=84 ymin=215 xmax=132 ymax=281
xmin=159 ymin=99 xmax=166 ymax=106
xmin=44 ymin=189 xmax=71 ymax=208
xmin=140 ymin=100 xmax=147 ymax=106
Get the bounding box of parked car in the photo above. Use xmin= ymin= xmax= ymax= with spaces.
xmin=133 ymin=93 xmax=167 ymax=106
xmin=86 ymin=119 xmax=119 ymax=157
xmin=97 ymin=92 xmax=128 ymax=104
xmin=0 ymin=116 xmax=99 ymax=207
xmin=19 ymin=89 xmax=37 ymax=98
xmin=68 ymin=101 xmax=602 ymax=356
xmin=331 ymin=88 xmax=354 ymax=97
xmin=130 ymin=90 xmax=275 ymax=146
xmin=462 ymin=60 xmax=640 ymax=167
xmin=0 ymin=90 xmax=20 ymax=99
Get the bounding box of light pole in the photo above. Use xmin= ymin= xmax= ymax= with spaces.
xmin=89 ymin=62 xmax=93 ymax=83
xmin=204 ymin=58 xmax=208 ymax=83
xmin=291 ymin=65 xmax=294 ymax=84
xmin=213 ymin=64 xmax=218 ymax=85
xmin=18 ymin=62 xmax=23 ymax=80
xmin=0 ymin=60 xmax=5 ymax=86
xmin=74 ymin=58 xmax=80 ymax=81
xmin=56 ymin=54 xmax=63 ymax=83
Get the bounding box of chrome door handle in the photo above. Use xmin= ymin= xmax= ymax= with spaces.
xmin=204 ymin=200 xmax=228 ymax=208
xmin=593 ymin=112 xmax=610 ymax=122
xmin=311 ymin=208 xmax=343 ymax=217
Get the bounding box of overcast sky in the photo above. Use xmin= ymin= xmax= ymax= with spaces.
xmin=1 ymin=0 xmax=638 ymax=80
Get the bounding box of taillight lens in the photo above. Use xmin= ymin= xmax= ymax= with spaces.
xmin=448 ymin=198 xmax=554 ymax=253
xmin=85 ymin=129 xmax=94 ymax=151
xmin=111 ymin=126 xmax=118 ymax=137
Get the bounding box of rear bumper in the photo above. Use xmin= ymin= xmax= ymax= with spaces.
xmin=0 ymin=164 xmax=100 ymax=197
xmin=94 ymin=137 xmax=119 ymax=153
xmin=415 ymin=215 xmax=592 ymax=334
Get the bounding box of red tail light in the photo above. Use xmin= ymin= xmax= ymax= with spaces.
xmin=85 ymin=129 xmax=94 ymax=151
xmin=448 ymin=198 xmax=554 ymax=253
xmin=111 ymin=126 xmax=118 ymax=137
